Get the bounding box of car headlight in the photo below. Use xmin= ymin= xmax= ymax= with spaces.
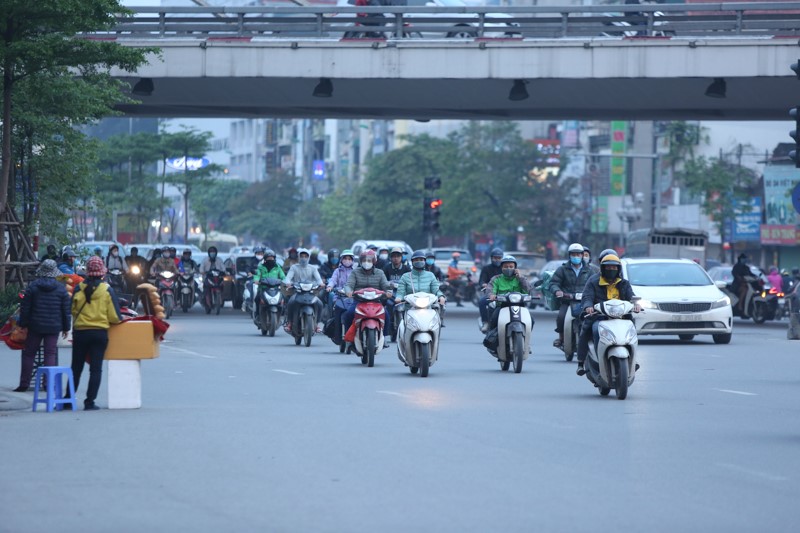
xmin=599 ymin=327 xmax=617 ymax=345
xmin=710 ymin=296 xmax=730 ymax=309
xmin=638 ymin=298 xmax=658 ymax=310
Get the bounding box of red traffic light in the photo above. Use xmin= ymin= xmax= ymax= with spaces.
xmin=430 ymin=199 xmax=443 ymax=209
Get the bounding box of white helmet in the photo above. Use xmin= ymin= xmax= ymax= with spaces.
xmin=567 ymin=243 xmax=584 ymax=254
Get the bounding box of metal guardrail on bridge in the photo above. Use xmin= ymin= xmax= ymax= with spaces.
xmin=94 ymin=3 xmax=800 ymax=40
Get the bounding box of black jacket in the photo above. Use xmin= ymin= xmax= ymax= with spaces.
xmin=479 ymin=264 xmax=503 ymax=286
xmin=550 ymin=262 xmax=593 ymax=296
xmin=383 ymin=263 xmax=411 ymax=282
xmin=318 ymin=262 xmax=337 ymax=282
xmin=580 ymin=273 xmax=635 ymax=312
xmin=18 ymin=277 xmax=71 ymax=334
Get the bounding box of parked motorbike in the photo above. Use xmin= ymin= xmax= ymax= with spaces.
xmin=106 ymin=268 xmax=126 ymax=297
xmin=178 ymin=271 xmax=197 ymax=312
xmin=396 ymin=292 xmax=441 ymax=377
xmin=156 ymin=271 xmax=176 ymax=319
xmin=256 ymin=278 xmax=284 ymax=337
xmin=582 ymin=299 xmax=640 ymax=400
xmin=204 ymin=269 xmax=225 ymax=315
xmin=561 ymin=292 xmax=583 ymax=362
xmin=350 ymin=288 xmax=387 ymax=367
xmin=289 ymin=282 xmax=322 ymax=347
xmin=486 ymin=292 xmax=533 ymax=373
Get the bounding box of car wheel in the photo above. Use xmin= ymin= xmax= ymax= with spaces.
xmin=712 ymin=333 xmax=732 ymax=344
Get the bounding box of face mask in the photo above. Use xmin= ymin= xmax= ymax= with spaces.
xmin=183 ymin=256 xmax=191 ymax=262
xmin=111 ymin=251 xmax=118 ymax=257
xmin=412 ymin=260 xmax=425 ymax=270
xmin=379 ymin=253 xmax=388 ymax=261
xmin=341 ymin=258 xmax=353 ymax=267
xmin=502 ymin=268 xmax=515 ymax=278
xmin=209 ymin=253 xmax=217 ymax=260
xmin=362 ymin=261 xmax=374 ymax=270
xmin=331 ymin=257 xmax=339 ymax=265
xmin=255 ymin=254 xmax=264 ymax=261
xmin=299 ymin=257 xmax=309 ymax=266
xmin=264 ymin=260 xmax=276 ymax=269
xmin=603 ymin=268 xmax=619 ymax=280
xmin=570 ymin=256 xmax=582 ymax=266
xmin=403 ymin=254 xmax=408 ymax=262
xmin=492 ymin=259 xmax=501 ymax=267
xmin=163 ymin=252 xmax=171 ymax=258
xmin=426 ymin=258 xmax=434 ymax=266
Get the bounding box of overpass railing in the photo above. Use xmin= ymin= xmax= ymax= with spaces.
xmin=92 ymin=3 xmax=800 ymax=40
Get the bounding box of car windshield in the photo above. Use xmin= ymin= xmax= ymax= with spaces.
xmin=236 ymin=256 xmax=259 ymax=273
xmin=626 ymin=262 xmax=712 ymax=287
xmin=435 ymin=250 xmax=473 ymax=262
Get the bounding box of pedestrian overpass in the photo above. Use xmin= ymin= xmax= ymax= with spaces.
xmin=98 ymin=3 xmax=800 ymax=120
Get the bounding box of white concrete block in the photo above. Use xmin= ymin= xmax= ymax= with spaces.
xmin=107 ymin=360 xmax=142 ymax=409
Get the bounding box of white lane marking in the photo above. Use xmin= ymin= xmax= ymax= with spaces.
xmin=162 ymin=346 xmax=216 ymax=359
xmin=716 ymin=463 xmax=788 ymax=482
xmin=376 ymin=390 xmax=410 ymax=398
xmin=716 ymin=389 xmax=758 ymax=396
xmin=272 ymin=369 xmax=304 ymax=376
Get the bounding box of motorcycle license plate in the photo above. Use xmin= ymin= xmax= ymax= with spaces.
xmin=779 ymin=298 xmax=785 ymax=305
xmin=672 ymin=314 xmax=701 ymax=322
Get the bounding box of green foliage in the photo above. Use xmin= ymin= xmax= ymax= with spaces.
xmin=0 ymin=284 xmax=21 ymax=325
xmin=320 ymin=188 xmax=365 ymax=247
xmin=190 ymin=178 xmax=249 ymax=233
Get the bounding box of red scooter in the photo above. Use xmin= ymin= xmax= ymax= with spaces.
xmin=347 ymin=288 xmax=387 ymax=367
xmin=156 ymin=271 xmax=176 ymax=319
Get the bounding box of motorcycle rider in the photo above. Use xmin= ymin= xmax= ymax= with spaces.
xmin=383 ymin=247 xmax=411 ymax=339
xmin=394 ymin=250 xmax=445 ymax=306
xmin=200 ymin=246 xmax=227 ymax=309
xmin=150 ymin=245 xmax=179 ymax=277
xmin=318 ymin=248 xmax=340 ymax=284
xmin=41 ymin=244 xmax=59 ymax=262
xmin=376 ymin=246 xmax=391 ymax=270
xmin=550 ymin=243 xmax=592 ymax=348
xmin=447 ymin=252 xmax=467 ymax=307
xmin=478 ymin=248 xmax=504 ymax=332
xmin=326 ymin=249 xmax=355 ymax=345
xmin=731 ymin=253 xmax=751 ymax=317
xmin=179 ymin=248 xmax=198 ymax=274
xmin=105 ymin=244 xmax=128 ymax=273
xmin=169 ymin=246 xmax=179 ymax=268
xmin=583 ymin=246 xmax=600 ymax=273
xmin=343 ymin=249 xmax=392 ymax=347
xmin=283 ymin=248 xmax=323 ymax=333
xmin=484 ymin=255 xmax=532 ymax=345
xmin=576 ymin=254 xmax=639 ymax=376
xmin=252 ymin=248 xmax=285 ymax=321
xmin=125 ymin=246 xmax=147 ymax=287
xmin=57 ymin=247 xmax=78 ymax=275
xmin=424 ymin=250 xmax=444 ymax=281
xmin=146 ymin=247 xmax=162 ymax=276
xmin=282 ymin=247 xmax=299 ymax=274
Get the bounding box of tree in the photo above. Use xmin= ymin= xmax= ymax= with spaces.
xmin=0 ymin=0 xmax=155 ymax=285
xmin=320 ymin=187 xmax=365 ymax=247
xmin=189 ymin=178 xmax=249 ymax=235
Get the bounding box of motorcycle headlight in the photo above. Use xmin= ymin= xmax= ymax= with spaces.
xmin=710 ymin=296 xmax=730 ymax=309
xmin=414 ymin=296 xmax=431 ymax=309
xmin=599 ymin=327 xmax=617 ymax=345
xmin=507 ymin=293 xmax=522 ymax=305
xmin=131 ymin=265 xmax=140 ymax=275
xmin=624 ymin=324 xmax=638 ymax=344
xmin=405 ymin=314 xmax=420 ymax=331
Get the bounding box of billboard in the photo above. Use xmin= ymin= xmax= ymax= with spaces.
xmin=761 ymin=164 xmax=800 ymax=245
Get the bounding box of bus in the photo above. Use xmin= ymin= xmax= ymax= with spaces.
xmin=625 ymin=227 xmax=707 ymax=264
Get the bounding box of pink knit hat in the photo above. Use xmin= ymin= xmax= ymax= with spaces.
xmin=86 ymin=256 xmax=107 ymax=278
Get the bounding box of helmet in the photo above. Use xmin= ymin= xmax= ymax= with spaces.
xmin=598 ymin=248 xmax=616 ymax=263
xmin=500 ymin=255 xmax=517 ymax=268
xmin=600 ymin=254 xmax=622 ymax=280
xmin=378 ymin=246 xmax=389 ymax=253
xmin=452 ymin=251 xmax=461 ymax=259
xmin=426 ymin=250 xmax=436 ymax=259
xmin=367 ymin=244 xmax=379 ymax=251
xmin=109 ymin=244 xmax=119 ymax=252
xmin=169 ymin=246 xmax=176 ymax=253
xmin=600 ymin=254 xmax=621 ymax=266
xmin=93 ymin=245 xmax=102 ymax=255
xmin=490 ymin=247 xmax=504 ymax=258
xmin=411 ymin=250 xmax=426 ymax=261
xmin=182 ymin=248 xmax=192 ymax=256
xmin=567 ymin=243 xmax=584 ymax=255
xmin=253 ymin=245 xmax=266 ymax=255
xmin=162 ymin=245 xmax=171 ymax=252
xmin=327 ymin=248 xmax=340 ymax=261
xmin=360 ymin=249 xmax=377 ymax=264
xmin=208 ymin=246 xmax=218 ymax=255
xmin=390 ymin=247 xmax=404 ymax=256
xmin=264 ymin=248 xmax=276 ymax=258
xmin=583 ymin=246 xmax=591 ymax=255
xmin=341 ymin=249 xmax=354 ymax=260
xmin=86 ymin=256 xmax=106 ymax=278
xmin=62 ymin=246 xmax=77 ymax=258
xmin=297 ymin=247 xmax=310 ymax=257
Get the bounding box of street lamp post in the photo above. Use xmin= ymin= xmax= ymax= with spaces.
xmin=617 ymin=193 xmax=643 ymax=249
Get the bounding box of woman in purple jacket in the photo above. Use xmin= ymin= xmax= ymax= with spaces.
xmin=13 ymin=260 xmax=71 ymax=392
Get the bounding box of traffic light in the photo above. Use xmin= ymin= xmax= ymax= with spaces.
xmin=424 ymin=176 xmax=441 ymax=190
xmin=791 ymin=106 xmax=800 ymax=168
xmin=422 ymin=197 xmax=443 ymax=232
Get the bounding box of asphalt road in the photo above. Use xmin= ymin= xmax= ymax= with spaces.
xmin=1 ymin=303 xmax=798 ymax=533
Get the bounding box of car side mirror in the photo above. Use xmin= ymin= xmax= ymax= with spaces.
xmin=715 ymin=280 xmax=727 ymax=289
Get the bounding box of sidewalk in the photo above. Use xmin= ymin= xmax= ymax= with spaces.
xmin=0 ymin=346 xmax=31 ymax=411
xmin=0 ymin=389 xmax=29 ymax=411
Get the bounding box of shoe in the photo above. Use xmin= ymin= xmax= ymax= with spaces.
xmin=480 ymin=323 xmax=489 ymax=334
xmin=316 ymin=322 xmax=323 ymax=334
xmin=84 ymin=403 xmax=100 ymax=411
xmin=383 ymin=339 xmax=390 ymax=349
xmin=283 ymin=323 xmax=292 ymax=334
xmin=12 ymin=386 xmax=28 ymax=393
xmin=456 ymin=303 xmax=464 ymax=307
xmin=576 ymin=363 xmax=586 ymax=376
xmin=553 ymin=338 xmax=563 ymax=348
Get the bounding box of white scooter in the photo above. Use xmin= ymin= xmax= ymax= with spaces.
xmin=396 ymin=292 xmax=441 ymax=377
xmin=487 ymin=292 xmax=533 ymax=373
xmin=561 ymin=292 xmax=583 ymax=362
xmin=583 ymin=299 xmax=639 ymax=400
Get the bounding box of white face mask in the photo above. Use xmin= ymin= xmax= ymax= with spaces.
xmin=362 ymin=261 xmax=374 ymax=271
xmin=341 ymin=258 xmax=353 ymax=267
xmin=112 ymin=251 xmax=118 ymax=257
xmin=255 ymin=254 xmax=264 ymax=261
xmin=379 ymin=253 xmax=388 ymax=261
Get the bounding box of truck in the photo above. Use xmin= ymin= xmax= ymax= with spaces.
xmin=624 ymin=227 xmax=708 ymax=264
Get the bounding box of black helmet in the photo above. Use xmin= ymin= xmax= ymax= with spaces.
xmin=327 ymin=248 xmax=340 ymax=262
xmin=253 ymin=245 xmax=266 ymax=255
xmin=598 ymin=248 xmax=616 ymax=263
xmin=425 ymin=250 xmax=436 ymax=259
xmin=208 ymin=246 xmax=218 ymax=255
xmin=490 ymin=247 xmax=504 ymax=258
xmin=264 ymin=248 xmax=276 ymax=259
xmin=411 ymin=250 xmax=426 ymax=261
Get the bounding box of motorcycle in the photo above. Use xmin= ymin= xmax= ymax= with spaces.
xmin=582 ymin=299 xmax=640 ymax=400
xmin=486 ymin=292 xmax=533 ymax=373
xmin=723 ymin=274 xmax=766 ymax=323
xmin=256 ymin=278 xmax=284 ymax=337
xmin=289 ymin=282 xmax=322 ymax=347
xmin=125 ymin=263 xmax=145 ymax=292
xmin=561 ymin=292 xmax=583 ymax=362
xmin=332 ymin=289 xmax=354 ymax=353
xmin=204 ymin=269 xmax=225 ymax=315
xmin=387 ymin=281 xmax=402 ymax=342
xmin=396 ymin=292 xmax=441 ymax=377
xmin=753 ymin=284 xmax=782 ymax=323
xmin=106 ymin=268 xmax=126 ymax=297
xmin=350 ymin=287 xmax=387 ymax=367
xmin=178 ymin=270 xmax=197 ymax=312
xmin=156 ymin=271 xmax=176 ymax=319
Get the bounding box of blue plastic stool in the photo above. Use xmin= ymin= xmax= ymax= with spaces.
xmin=32 ymin=366 xmax=78 ymax=412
